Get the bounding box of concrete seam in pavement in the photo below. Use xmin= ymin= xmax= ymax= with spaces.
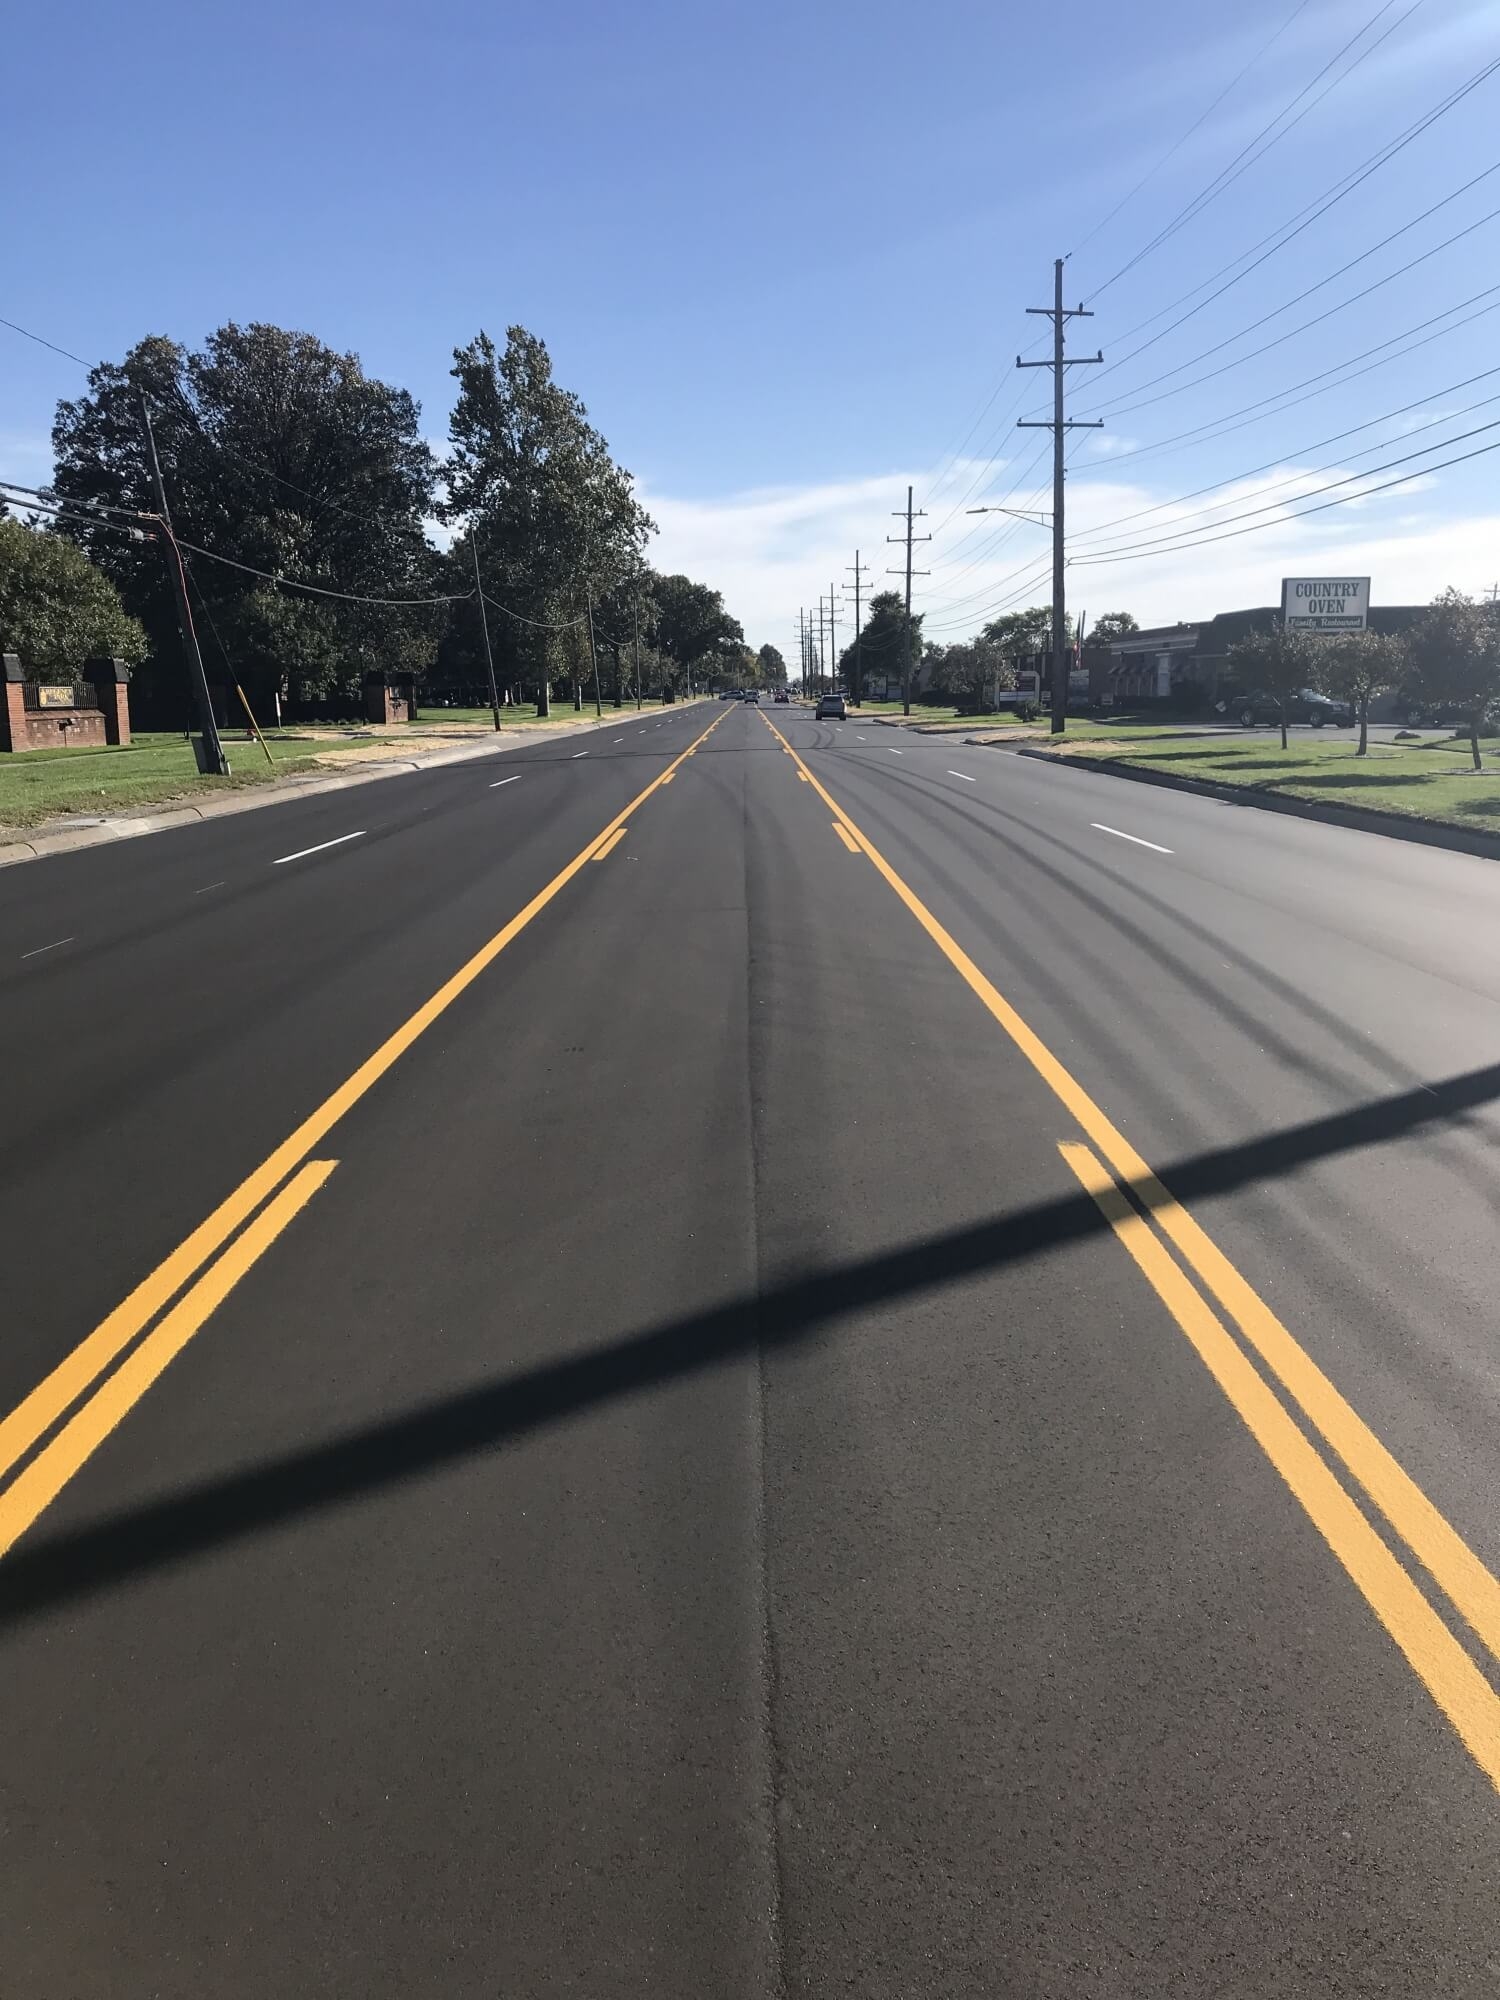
xmin=1006 ymin=743 xmax=1500 ymax=864
xmin=0 ymin=708 xmax=693 ymax=870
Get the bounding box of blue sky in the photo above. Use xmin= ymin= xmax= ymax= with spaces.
xmin=5 ymin=0 xmax=1499 ymax=648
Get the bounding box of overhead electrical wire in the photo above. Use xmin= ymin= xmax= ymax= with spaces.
xmin=1088 ymin=0 xmax=1419 ymax=301
xmin=1065 ymin=366 xmax=1500 ymax=545
xmin=1069 ymin=430 xmax=1500 ymax=566
xmin=1080 ymin=158 xmax=1500 ymax=414
xmin=1068 ymin=286 xmax=1500 ymax=477
xmin=1067 ymin=0 xmax=1313 ymax=260
xmin=1087 ymin=53 xmax=1500 ymax=384
xmin=1072 ymin=412 xmax=1500 ymax=560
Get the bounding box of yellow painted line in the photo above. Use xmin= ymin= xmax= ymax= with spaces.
xmin=592 ymin=825 xmax=628 ymax=861
xmin=797 ymin=769 xmax=809 ymax=783
xmin=832 ymin=821 xmax=860 ymax=853
xmin=1059 ymin=1142 xmax=1500 ymax=1795
xmin=0 ymin=708 xmax=729 ymax=1491
xmin=759 ymin=710 xmax=1500 ymax=1673
xmin=0 ymin=1160 xmax=338 ymax=1563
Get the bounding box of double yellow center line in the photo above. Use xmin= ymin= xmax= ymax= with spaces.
xmin=0 ymin=708 xmax=728 ymax=1564
xmin=762 ymin=709 xmax=1500 ymax=1793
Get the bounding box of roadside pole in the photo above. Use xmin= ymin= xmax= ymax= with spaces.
xmin=139 ymin=392 xmax=229 ymax=774
xmin=472 ymin=536 xmax=502 ymax=730
xmin=887 ymin=485 xmax=930 ymax=717
xmin=633 ymin=591 xmax=643 ymax=709
xmin=586 ymin=589 xmax=604 ymax=716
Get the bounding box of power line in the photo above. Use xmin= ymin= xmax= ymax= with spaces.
xmin=172 ymin=535 xmax=466 ymax=608
xmin=481 ymin=589 xmax=590 ymax=632
xmin=1066 ymin=368 xmax=1500 ymax=546
xmin=1090 ymin=53 xmax=1500 ymax=383
xmin=1070 ymin=430 xmax=1500 ymax=566
xmin=1067 ymin=285 xmax=1500 ymax=477
xmin=1089 ymin=0 xmax=1418 ymax=300
xmin=1083 ymin=157 xmax=1500 ymax=414
xmin=0 ymin=315 xmax=89 ymax=367
xmin=1074 ymin=411 xmax=1500 ymax=560
xmin=1067 ymin=0 xmax=1312 ymax=260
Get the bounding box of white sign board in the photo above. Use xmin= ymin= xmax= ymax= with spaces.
xmin=1281 ymin=576 xmax=1369 ymax=632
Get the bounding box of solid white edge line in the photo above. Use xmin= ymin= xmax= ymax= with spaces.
xmin=1091 ymin=822 xmax=1173 ymax=855
xmin=272 ymin=830 xmax=366 ymax=866
xmin=20 ymin=937 xmax=74 ymax=959
xmin=489 ymin=775 xmax=521 ymax=789
xmin=947 ymin=769 xmax=975 ymax=782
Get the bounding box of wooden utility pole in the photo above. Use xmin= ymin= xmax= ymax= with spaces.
xmin=471 ymin=535 xmax=501 ymax=730
xmin=845 ymin=550 xmax=871 ymax=705
xmin=1018 ymin=258 xmax=1102 ymax=735
xmin=886 ymin=485 xmax=930 ymax=716
xmin=139 ymin=392 xmax=228 ymax=774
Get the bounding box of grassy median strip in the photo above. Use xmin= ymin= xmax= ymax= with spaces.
xmin=1030 ymin=733 xmax=1500 ymax=832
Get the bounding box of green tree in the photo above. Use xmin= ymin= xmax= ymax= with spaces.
xmin=1087 ymin=611 xmax=1138 ymax=646
xmin=0 ymin=517 xmax=147 ymax=674
xmin=652 ymin=574 xmax=744 ymax=692
xmin=51 ymin=324 xmax=439 ymax=712
xmin=926 ymin=634 xmax=1011 ymax=711
xmin=850 ymin=591 xmax=924 ymax=704
xmin=442 ymin=327 xmax=653 ymax=713
xmin=758 ymin=642 xmax=787 ymax=686
xmin=1227 ymin=625 xmax=1320 ymax=749
xmin=981 ymin=606 xmax=1059 ymax=659
xmin=1406 ymin=587 xmax=1500 ymax=771
xmin=1316 ymin=627 xmax=1404 ymax=757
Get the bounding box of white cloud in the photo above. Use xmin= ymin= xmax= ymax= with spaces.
xmin=642 ymin=451 xmax=1500 ymax=643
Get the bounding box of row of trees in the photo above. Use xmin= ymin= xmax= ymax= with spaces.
xmin=1229 ymin=592 xmax=1500 ymax=763
xmin=2 ymin=320 xmax=751 ymax=716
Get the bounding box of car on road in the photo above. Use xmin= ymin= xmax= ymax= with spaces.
xmin=816 ymin=693 xmax=847 ymax=719
xmin=742 ymin=689 xmax=760 ymax=704
xmin=1215 ymin=686 xmax=1354 ymax=728
xmin=719 ymin=689 xmax=741 ymax=701
xmin=773 ymin=688 xmax=790 ymax=703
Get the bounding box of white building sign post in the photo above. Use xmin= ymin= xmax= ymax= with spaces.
xmin=1281 ymin=577 xmax=1370 ymax=632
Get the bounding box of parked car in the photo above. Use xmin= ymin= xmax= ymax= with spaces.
xmin=816 ymin=693 xmax=847 ymax=719
xmin=1215 ymin=686 xmax=1354 ymax=728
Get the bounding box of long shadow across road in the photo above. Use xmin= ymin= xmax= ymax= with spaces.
xmin=2 ymin=1057 xmax=1498 ymax=1629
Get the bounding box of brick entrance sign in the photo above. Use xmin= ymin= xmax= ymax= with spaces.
xmin=364 ymin=672 xmax=417 ymax=724
xmin=1 ymin=655 xmax=132 ymax=752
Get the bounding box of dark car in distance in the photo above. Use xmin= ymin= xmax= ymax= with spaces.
xmin=1214 ymin=686 xmax=1354 ymax=728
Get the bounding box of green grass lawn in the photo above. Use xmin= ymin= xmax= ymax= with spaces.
xmin=1042 ymin=733 xmax=1500 ymax=832
xmin=0 ymin=733 xmax=322 ymax=829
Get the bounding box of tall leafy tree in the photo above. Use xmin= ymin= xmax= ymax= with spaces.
xmin=651 ymin=574 xmax=744 ymax=691
xmin=1406 ymin=588 xmax=1500 ymax=771
xmin=758 ymin=643 xmax=787 ymax=686
xmin=51 ymin=324 xmax=439 ymax=709
xmin=1086 ymin=611 xmax=1139 ymax=646
xmin=441 ymin=328 xmax=653 ymax=708
xmin=848 ymin=590 xmax=922 ymax=700
xmin=0 ymin=517 xmax=146 ymax=674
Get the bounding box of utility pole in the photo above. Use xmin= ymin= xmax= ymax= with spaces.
xmin=139 ymin=392 xmax=228 ymax=774
xmin=828 ymin=584 xmax=840 ymax=693
xmin=817 ymin=597 xmax=827 ymax=699
xmin=887 ymin=485 xmax=930 ymax=716
xmin=1018 ymin=257 xmax=1102 ymax=735
xmin=845 ymin=550 xmax=870 ymax=706
xmin=471 ymin=534 xmax=501 ymax=730
xmin=633 ymin=589 xmax=643 ymax=709
xmin=586 ymin=587 xmax=603 ymax=716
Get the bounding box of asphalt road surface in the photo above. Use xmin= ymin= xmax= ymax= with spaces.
xmin=3 ymin=698 xmax=1499 ymax=1996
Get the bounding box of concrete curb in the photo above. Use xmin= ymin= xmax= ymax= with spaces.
xmin=1007 ymin=744 xmax=1500 ymax=864
xmin=0 ymin=707 xmax=688 ymax=869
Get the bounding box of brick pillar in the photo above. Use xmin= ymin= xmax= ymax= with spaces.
xmin=84 ymin=656 xmax=132 ymax=746
xmin=1 ymin=655 xmax=25 ymax=753
xmin=364 ymin=673 xmax=396 ymax=724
